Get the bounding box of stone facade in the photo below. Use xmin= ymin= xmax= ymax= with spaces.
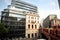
xmin=43 ymin=14 xmax=57 ymax=28
xmin=51 ymin=18 xmax=60 ymax=28
xmin=26 ymin=12 xmax=39 ymax=38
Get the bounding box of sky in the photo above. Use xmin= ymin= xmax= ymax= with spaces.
xmin=0 ymin=0 xmax=60 ymax=22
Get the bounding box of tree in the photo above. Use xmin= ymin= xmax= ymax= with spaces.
xmin=0 ymin=23 xmax=8 ymax=36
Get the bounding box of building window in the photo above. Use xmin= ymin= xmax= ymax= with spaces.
xmin=38 ymin=17 xmax=39 ymax=20
xmin=28 ymin=34 xmax=30 ymax=38
xmin=31 ymin=17 xmax=34 ymax=19
xmin=28 ymin=20 xmax=30 ymax=23
xmin=3 ymin=13 xmax=6 ymax=16
xmin=35 ymin=21 xmax=36 ymax=23
xmin=35 ymin=25 xmax=37 ymax=29
xmin=32 ymin=25 xmax=33 ymax=29
xmin=28 ymin=25 xmax=30 ymax=29
xmin=38 ymin=21 xmax=39 ymax=23
xmin=35 ymin=33 xmax=37 ymax=37
xmin=27 ymin=12 xmax=29 ymax=13
xmin=32 ymin=33 xmax=33 ymax=38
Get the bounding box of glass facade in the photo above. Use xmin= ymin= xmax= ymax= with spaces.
xmin=11 ymin=0 xmax=37 ymax=13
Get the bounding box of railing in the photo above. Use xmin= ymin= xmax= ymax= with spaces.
xmin=39 ymin=27 xmax=60 ymax=40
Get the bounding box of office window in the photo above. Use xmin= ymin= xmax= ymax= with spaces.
xmin=28 ymin=34 xmax=30 ymax=38
xmin=32 ymin=25 xmax=33 ymax=29
xmin=32 ymin=33 xmax=33 ymax=38
xmin=28 ymin=24 xmax=30 ymax=29
xmin=3 ymin=13 xmax=6 ymax=16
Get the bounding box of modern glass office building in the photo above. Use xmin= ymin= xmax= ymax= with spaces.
xmin=11 ymin=0 xmax=37 ymax=13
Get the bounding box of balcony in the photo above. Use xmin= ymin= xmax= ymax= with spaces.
xmin=31 ymin=20 xmax=36 ymax=24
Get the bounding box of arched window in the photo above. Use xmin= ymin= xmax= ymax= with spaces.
xmin=35 ymin=25 xmax=37 ymax=29
xmin=32 ymin=33 xmax=33 ymax=38
xmin=35 ymin=33 xmax=37 ymax=37
xmin=32 ymin=25 xmax=33 ymax=29
xmin=28 ymin=24 xmax=30 ymax=29
xmin=28 ymin=34 xmax=30 ymax=38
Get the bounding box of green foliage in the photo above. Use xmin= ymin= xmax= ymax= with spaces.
xmin=0 ymin=23 xmax=8 ymax=35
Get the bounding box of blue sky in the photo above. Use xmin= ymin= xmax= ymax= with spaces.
xmin=0 ymin=0 xmax=60 ymax=22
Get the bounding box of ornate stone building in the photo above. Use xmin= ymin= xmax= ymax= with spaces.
xmin=26 ymin=12 xmax=39 ymax=38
